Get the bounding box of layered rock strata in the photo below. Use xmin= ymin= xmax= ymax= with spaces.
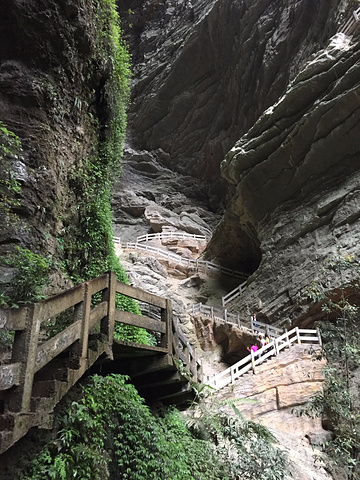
xmin=120 ymin=0 xmax=343 ymax=182
xmin=207 ymin=32 xmax=360 ymax=324
xmin=218 ymin=345 xmax=326 ymax=436
xmin=114 ymin=0 xmax=359 ymax=327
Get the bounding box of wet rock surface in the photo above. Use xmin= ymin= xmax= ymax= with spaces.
xmin=120 ymin=0 xmax=342 ymax=182
xmin=112 ymin=145 xmax=222 ymax=241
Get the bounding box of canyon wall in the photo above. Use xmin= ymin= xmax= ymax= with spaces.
xmin=118 ymin=0 xmax=360 ymax=326
xmin=0 ymin=0 xmax=125 ymax=298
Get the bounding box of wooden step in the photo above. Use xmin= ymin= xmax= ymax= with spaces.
xmin=0 ymin=430 xmax=14 ymax=454
xmin=0 ymin=413 xmax=15 ymax=430
xmin=137 ymin=379 xmax=185 ymax=400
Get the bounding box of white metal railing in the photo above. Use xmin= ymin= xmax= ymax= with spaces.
xmin=136 ymin=232 xmax=209 ymax=243
xmin=222 ymin=280 xmax=248 ymax=307
xmin=114 ymin=232 xmax=208 ymax=245
xmin=339 ymin=7 xmax=360 ymax=35
xmin=191 ymin=303 xmax=247 ymax=329
xmin=191 ymin=303 xmax=283 ymax=338
xmin=206 ymin=327 xmax=322 ymax=390
xmin=116 ymin=241 xmax=249 ymax=281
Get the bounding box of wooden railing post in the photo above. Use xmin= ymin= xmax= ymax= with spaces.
xmin=161 ymin=298 xmax=173 ymax=353
xmin=296 ymin=327 xmax=301 ymax=344
xmin=9 ymin=304 xmax=41 ymax=412
xmin=101 ymin=271 xmax=116 ymax=346
xmin=285 ymin=329 xmax=290 ymax=348
xmin=73 ymin=282 xmax=91 ymax=371
xmin=191 ymin=354 xmax=197 ymax=383
xmin=251 ymin=350 xmax=255 ymax=373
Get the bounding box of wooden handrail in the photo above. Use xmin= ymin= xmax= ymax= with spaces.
xmin=222 ymin=280 xmax=248 ymax=307
xmin=191 ymin=303 xmax=283 ymax=338
xmin=0 ymin=272 xmax=201 ymax=453
xmin=207 ymin=327 xmax=322 ymax=390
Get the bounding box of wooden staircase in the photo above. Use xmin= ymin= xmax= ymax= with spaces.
xmin=0 ymin=272 xmax=202 ymax=454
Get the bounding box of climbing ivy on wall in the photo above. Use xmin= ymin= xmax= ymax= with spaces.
xmin=61 ymin=0 xmax=131 ymax=285
xmin=0 ymin=125 xmax=50 ymax=308
xmin=0 ymin=121 xmax=22 ymax=230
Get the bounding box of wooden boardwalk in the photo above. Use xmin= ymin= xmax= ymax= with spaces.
xmin=0 ymin=272 xmax=202 ymax=454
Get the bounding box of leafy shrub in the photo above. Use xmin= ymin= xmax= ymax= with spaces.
xmin=302 ymin=254 xmax=360 ymax=479
xmin=187 ymin=400 xmax=288 ymax=480
xmin=21 ymin=375 xmax=221 ymax=480
xmin=21 ymin=376 xmax=289 ymax=480
xmin=0 ymin=247 xmax=51 ymax=307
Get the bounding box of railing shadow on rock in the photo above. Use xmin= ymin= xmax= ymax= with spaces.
xmin=207 ymin=327 xmax=322 ymax=391
xmin=0 ymin=271 xmax=201 ymax=454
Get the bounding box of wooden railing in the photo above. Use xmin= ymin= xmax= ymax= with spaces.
xmin=172 ymin=319 xmax=202 ymax=382
xmin=207 ymin=327 xmax=322 ymax=390
xmin=191 ymin=303 xmax=283 ymax=339
xmin=135 ymin=302 xmax=203 ymax=382
xmin=339 ymin=7 xmax=360 ymax=35
xmin=0 ymin=272 xmax=201 ymax=453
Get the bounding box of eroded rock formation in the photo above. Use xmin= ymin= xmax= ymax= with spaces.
xmin=207 ymin=31 xmax=360 ymax=324
xmin=0 ymin=0 xmax=120 ymax=295
xmin=114 ymin=0 xmax=360 ymax=328
xmin=218 ymin=345 xmax=326 ymax=437
xmin=120 ymin=0 xmax=342 ymax=182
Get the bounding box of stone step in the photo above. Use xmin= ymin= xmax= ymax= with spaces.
xmin=32 ymin=379 xmax=68 ymax=399
xmin=30 ymin=395 xmax=55 ymax=413
xmin=0 ymin=430 xmax=14 ymax=454
xmin=157 ymin=385 xmax=194 ymax=408
xmin=0 ymin=413 xmax=15 ymax=430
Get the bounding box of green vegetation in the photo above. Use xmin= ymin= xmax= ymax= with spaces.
xmin=0 ymin=120 xmax=22 ymax=156
xmin=0 ymin=121 xmax=22 ymax=226
xmin=0 ymin=247 xmax=51 ymax=307
xmin=0 ymin=2 xmax=149 ymax=346
xmin=61 ymin=0 xmax=132 ymax=293
xmin=20 ymin=375 xmax=288 ymax=480
xmin=187 ymin=398 xmax=288 ymax=480
xmin=59 ymin=0 xmax=146 ymax=342
xmin=303 ymin=254 xmax=360 ymax=479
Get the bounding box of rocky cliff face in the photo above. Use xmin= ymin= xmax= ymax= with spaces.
xmin=117 ymin=0 xmax=360 ymax=326
xmin=218 ymin=346 xmax=331 ymax=480
xmin=0 ymin=0 xmax=124 ymax=297
xmin=207 ymin=30 xmax=360 ymax=325
xmin=120 ymin=0 xmax=342 ymax=182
